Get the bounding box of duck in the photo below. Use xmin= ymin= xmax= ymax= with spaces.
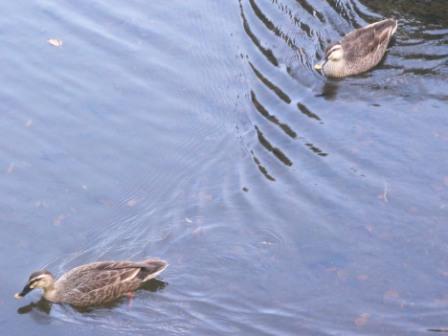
xmin=14 ymin=258 xmax=168 ymax=307
xmin=314 ymin=18 xmax=398 ymax=78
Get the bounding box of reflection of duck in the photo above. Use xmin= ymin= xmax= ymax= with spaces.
xmin=315 ymin=18 xmax=398 ymax=78
xmin=17 ymin=297 xmax=52 ymax=315
xmin=15 ymin=259 xmax=168 ymax=307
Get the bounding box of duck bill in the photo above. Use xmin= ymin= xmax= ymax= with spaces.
xmin=15 ymin=283 xmax=33 ymax=299
xmin=314 ymin=61 xmax=324 ymax=71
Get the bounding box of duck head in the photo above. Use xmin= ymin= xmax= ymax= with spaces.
xmin=15 ymin=270 xmax=55 ymax=299
xmin=314 ymin=44 xmax=344 ymax=77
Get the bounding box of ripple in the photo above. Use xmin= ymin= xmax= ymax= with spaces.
xmin=4 ymin=0 xmax=448 ymax=335
xmin=248 ymin=62 xmax=292 ymax=104
xmin=251 ymin=90 xmax=297 ymax=139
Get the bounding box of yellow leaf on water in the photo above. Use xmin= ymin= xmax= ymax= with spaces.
xmin=48 ymin=39 xmax=63 ymax=47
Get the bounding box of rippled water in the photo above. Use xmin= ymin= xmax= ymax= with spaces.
xmin=1 ymin=0 xmax=447 ymax=335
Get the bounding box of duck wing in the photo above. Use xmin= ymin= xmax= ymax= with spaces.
xmin=59 ymin=261 xmax=141 ymax=294
xmin=58 ymin=260 xmax=167 ymax=295
xmin=341 ymin=19 xmax=397 ymax=62
xmin=53 ymin=260 xmax=167 ymax=306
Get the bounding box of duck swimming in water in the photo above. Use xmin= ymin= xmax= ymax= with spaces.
xmin=315 ymin=18 xmax=398 ymax=78
xmin=14 ymin=259 xmax=168 ymax=307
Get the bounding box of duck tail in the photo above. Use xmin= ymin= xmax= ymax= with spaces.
xmin=389 ymin=18 xmax=398 ymax=35
xmin=139 ymin=259 xmax=168 ymax=282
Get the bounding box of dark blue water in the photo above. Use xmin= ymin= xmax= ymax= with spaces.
xmin=1 ymin=0 xmax=447 ymax=335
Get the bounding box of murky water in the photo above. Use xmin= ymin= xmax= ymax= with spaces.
xmin=1 ymin=0 xmax=447 ymax=335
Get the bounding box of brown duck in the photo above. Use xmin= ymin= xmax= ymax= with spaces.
xmin=315 ymin=18 xmax=398 ymax=78
xmin=14 ymin=259 xmax=168 ymax=307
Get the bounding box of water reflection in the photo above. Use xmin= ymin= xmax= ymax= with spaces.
xmin=316 ymin=80 xmax=340 ymax=100
xmin=17 ymin=298 xmax=52 ymax=316
xmin=251 ymin=151 xmax=276 ymax=181
xmin=255 ymin=126 xmax=293 ymax=166
xmin=248 ymin=62 xmax=291 ymax=104
xmin=251 ymin=91 xmax=297 ymax=139
xmin=297 ymin=102 xmax=321 ymax=121
xmin=240 ymin=0 xmax=279 ymax=67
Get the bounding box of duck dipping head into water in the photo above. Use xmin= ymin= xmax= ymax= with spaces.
xmin=315 ymin=18 xmax=398 ymax=78
xmin=14 ymin=259 xmax=168 ymax=307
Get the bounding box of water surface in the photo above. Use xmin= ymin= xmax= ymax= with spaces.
xmin=1 ymin=0 xmax=447 ymax=335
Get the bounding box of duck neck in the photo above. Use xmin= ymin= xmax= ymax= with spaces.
xmin=42 ymin=282 xmax=58 ymax=302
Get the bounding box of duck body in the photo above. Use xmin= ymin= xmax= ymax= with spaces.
xmin=15 ymin=259 xmax=168 ymax=307
xmin=315 ymin=18 xmax=398 ymax=78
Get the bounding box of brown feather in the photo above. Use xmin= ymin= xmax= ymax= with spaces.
xmin=342 ymin=19 xmax=396 ymax=61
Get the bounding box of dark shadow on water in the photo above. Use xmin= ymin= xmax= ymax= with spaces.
xmin=316 ymin=80 xmax=340 ymax=100
xmin=139 ymin=278 xmax=167 ymax=292
xmin=315 ymin=69 xmax=378 ymax=101
xmin=17 ymin=297 xmax=52 ymax=315
xmin=17 ymin=279 xmax=167 ymax=315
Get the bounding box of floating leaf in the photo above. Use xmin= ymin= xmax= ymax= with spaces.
xmin=48 ymin=38 xmax=63 ymax=47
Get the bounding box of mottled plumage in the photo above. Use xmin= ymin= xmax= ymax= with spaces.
xmin=315 ymin=18 xmax=398 ymax=78
xmin=15 ymin=259 xmax=168 ymax=307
